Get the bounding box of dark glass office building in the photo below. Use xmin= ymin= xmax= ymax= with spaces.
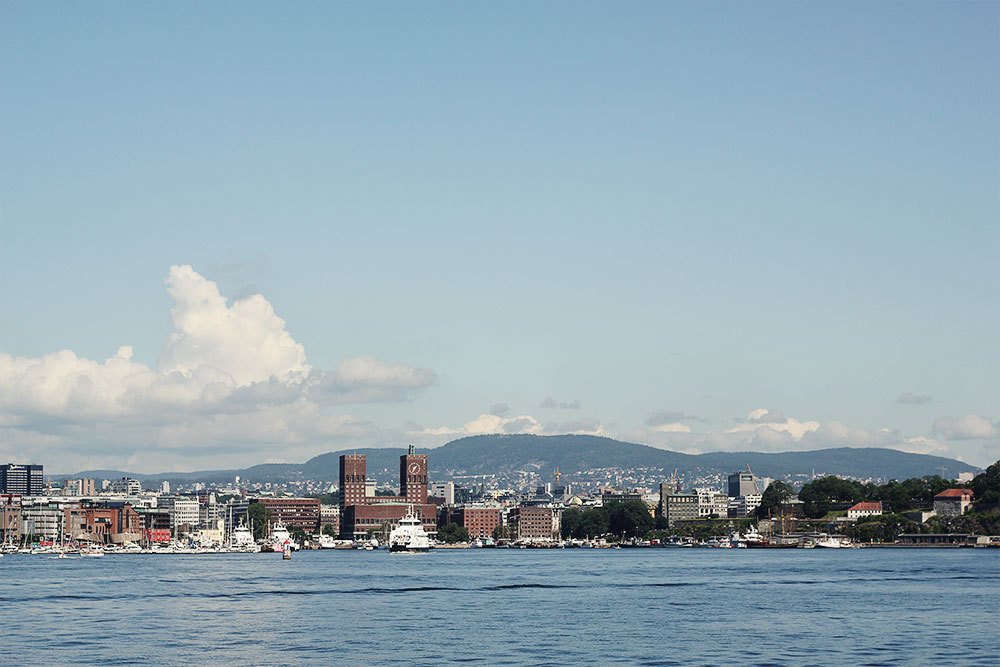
xmin=0 ymin=464 xmax=44 ymax=495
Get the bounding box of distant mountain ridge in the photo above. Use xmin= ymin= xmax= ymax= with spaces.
xmin=59 ymin=434 xmax=982 ymax=486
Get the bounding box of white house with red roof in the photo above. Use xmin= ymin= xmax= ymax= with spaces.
xmin=933 ymin=489 xmax=974 ymax=517
xmin=847 ymin=501 xmax=883 ymax=519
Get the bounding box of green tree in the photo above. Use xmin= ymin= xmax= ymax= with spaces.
xmin=971 ymin=460 xmax=1000 ymax=508
xmin=322 ymin=524 xmax=337 ymax=537
xmin=755 ymin=480 xmax=793 ymax=519
xmin=247 ymin=502 xmax=271 ymax=541
xmin=491 ymin=525 xmax=504 ymax=542
xmin=856 ymin=513 xmax=919 ymax=542
xmin=437 ymin=522 xmax=470 ymax=544
xmin=798 ymin=476 xmax=865 ymax=518
xmin=608 ymin=501 xmax=654 ymax=538
xmin=873 ymin=476 xmax=952 ymax=513
xmin=561 ymin=508 xmax=583 ymax=539
xmin=576 ymin=507 xmax=611 ymax=539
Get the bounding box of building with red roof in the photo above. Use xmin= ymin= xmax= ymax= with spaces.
xmin=933 ymin=488 xmax=974 ymax=517
xmin=847 ymin=501 xmax=883 ymax=519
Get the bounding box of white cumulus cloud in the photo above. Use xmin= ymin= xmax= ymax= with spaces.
xmin=0 ymin=265 xmax=435 ymax=472
xmin=159 ymin=265 xmax=310 ymax=386
xmin=932 ymin=415 xmax=997 ymax=440
xmin=726 ymin=408 xmax=820 ymax=439
xmin=417 ymin=413 xmax=545 ymax=439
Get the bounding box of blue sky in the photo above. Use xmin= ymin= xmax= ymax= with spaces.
xmin=1 ymin=3 xmax=997 ymax=472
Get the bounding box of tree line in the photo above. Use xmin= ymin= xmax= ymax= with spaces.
xmin=561 ymin=501 xmax=655 ymax=539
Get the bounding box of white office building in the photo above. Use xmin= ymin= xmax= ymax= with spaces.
xmin=695 ymin=488 xmax=729 ymax=518
xmin=159 ymin=496 xmax=200 ymax=531
xmin=430 ymin=481 xmax=456 ymax=505
xmin=109 ymin=477 xmax=142 ymax=495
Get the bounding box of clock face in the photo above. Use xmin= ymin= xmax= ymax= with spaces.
xmin=408 ymin=462 xmax=421 ymax=474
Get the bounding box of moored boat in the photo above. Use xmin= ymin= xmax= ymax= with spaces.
xmin=389 ymin=507 xmax=430 ymax=553
xmin=269 ymin=521 xmax=299 ymax=553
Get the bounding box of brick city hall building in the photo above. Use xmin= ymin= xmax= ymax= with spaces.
xmin=339 ymin=446 xmax=437 ymax=540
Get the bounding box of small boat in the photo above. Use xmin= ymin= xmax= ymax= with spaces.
xmin=282 ymin=543 xmax=292 ymax=560
xmin=389 ymin=507 xmax=431 ymax=553
xmin=814 ymin=536 xmax=844 ymax=549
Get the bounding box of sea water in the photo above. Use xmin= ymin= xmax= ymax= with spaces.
xmin=1 ymin=548 xmax=997 ymax=666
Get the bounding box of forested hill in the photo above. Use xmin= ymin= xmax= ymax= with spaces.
xmin=302 ymin=434 xmax=979 ymax=481
xmin=64 ymin=434 xmax=982 ymax=485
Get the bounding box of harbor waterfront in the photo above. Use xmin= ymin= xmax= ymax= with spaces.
xmin=1 ymin=548 xmax=997 ymax=666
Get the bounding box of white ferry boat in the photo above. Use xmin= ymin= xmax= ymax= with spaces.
xmin=389 ymin=508 xmax=430 ymax=553
xmin=270 ymin=521 xmax=299 ymax=552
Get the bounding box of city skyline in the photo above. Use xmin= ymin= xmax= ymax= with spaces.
xmin=1 ymin=4 xmax=997 ymax=472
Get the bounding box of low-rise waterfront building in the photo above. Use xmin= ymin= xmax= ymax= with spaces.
xmin=511 ymin=505 xmax=561 ymax=542
xmin=138 ymin=509 xmax=172 ymax=543
xmin=64 ymin=503 xmax=142 ymax=544
xmin=21 ymin=503 xmax=65 ymax=542
xmin=933 ymin=489 xmax=974 ymax=517
xmin=1 ymin=494 xmax=22 ymax=544
xmin=441 ymin=505 xmax=504 ymax=539
xmin=896 ymin=533 xmax=983 ymax=546
xmin=660 ymin=484 xmax=699 ymax=527
xmin=847 ymin=501 xmax=883 ymax=519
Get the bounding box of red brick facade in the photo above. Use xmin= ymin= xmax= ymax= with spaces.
xmin=256 ymin=497 xmax=322 ymax=533
xmin=443 ymin=507 xmax=503 ymax=538
xmin=339 ymin=447 xmax=436 ymax=539
xmin=512 ymin=506 xmax=561 ymax=542
xmin=64 ymin=505 xmax=142 ymax=544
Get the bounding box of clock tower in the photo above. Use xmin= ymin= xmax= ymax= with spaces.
xmin=399 ymin=444 xmax=428 ymax=504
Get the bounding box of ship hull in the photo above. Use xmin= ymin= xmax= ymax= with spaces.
xmin=389 ymin=544 xmax=430 ymax=553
